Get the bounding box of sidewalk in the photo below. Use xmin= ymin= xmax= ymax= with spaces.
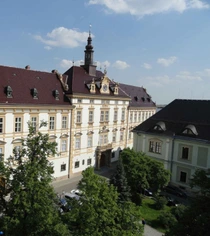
xmin=144 ymin=225 xmax=163 ymax=236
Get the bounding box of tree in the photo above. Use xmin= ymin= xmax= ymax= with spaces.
xmin=62 ymin=167 xmax=143 ymax=236
xmin=0 ymin=122 xmax=70 ymax=236
xmin=121 ymin=148 xmax=170 ymax=195
xmin=109 ymin=157 xmax=131 ymax=202
xmin=166 ymin=169 xmax=210 ymax=236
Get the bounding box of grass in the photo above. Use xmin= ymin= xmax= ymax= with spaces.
xmin=139 ymin=197 xmax=171 ymax=233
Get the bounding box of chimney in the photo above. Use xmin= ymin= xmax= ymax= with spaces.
xmin=25 ymin=65 xmax=30 ymax=70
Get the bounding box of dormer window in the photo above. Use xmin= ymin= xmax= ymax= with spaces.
xmin=90 ymin=78 xmax=96 ymax=94
xmin=135 ymin=96 xmax=139 ymax=101
xmin=153 ymin=121 xmax=166 ymax=131
xmin=32 ymin=88 xmax=38 ymax=99
xmin=142 ymin=97 xmax=145 ymax=102
xmin=114 ymin=85 xmax=118 ymax=95
xmin=183 ymin=125 xmax=198 ymax=136
xmin=54 ymin=90 xmax=59 ymax=100
xmin=6 ymin=86 xmax=13 ymax=98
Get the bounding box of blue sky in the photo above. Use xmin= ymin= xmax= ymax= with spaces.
xmin=0 ymin=0 xmax=210 ymax=104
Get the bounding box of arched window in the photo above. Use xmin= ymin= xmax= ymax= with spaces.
xmin=183 ymin=125 xmax=198 ymax=135
xmin=153 ymin=121 xmax=166 ymax=131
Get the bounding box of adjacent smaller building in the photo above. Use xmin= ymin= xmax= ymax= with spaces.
xmin=133 ymin=99 xmax=210 ymax=190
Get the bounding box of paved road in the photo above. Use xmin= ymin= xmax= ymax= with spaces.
xmin=144 ymin=225 xmax=163 ymax=236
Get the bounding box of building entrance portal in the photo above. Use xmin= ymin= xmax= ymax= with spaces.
xmin=96 ymin=144 xmax=112 ymax=170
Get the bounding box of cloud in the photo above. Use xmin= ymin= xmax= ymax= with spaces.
xmin=44 ymin=46 xmax=52 ymax=50
xmin=176 ymin=71 xmax=202 ymax=81
xmin=112 ymin=60 xmax=130 ymax=70
xmin=88 ymin=0 xmax=209 ymax=17
xmin=142 ymin=63 xmax=152 ymax=69
xmin=96 ymin=60 xmax=111 ymax=69
xmin=157 ymin=56 xmax=177 ymax=67
xmin=60 ymin=59 xmax=84 ymax=68
xmin=34 ymin=27 xmax=91 ymax=48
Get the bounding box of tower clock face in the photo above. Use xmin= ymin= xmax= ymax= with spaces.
xmin=102 ymin=84 xmax=108 ymax=92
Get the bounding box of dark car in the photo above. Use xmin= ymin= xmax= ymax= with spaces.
xmin=159 ymin=193 xmax=179 ymax=207
xmin=163 ymin=185 xmax=187 ymax=198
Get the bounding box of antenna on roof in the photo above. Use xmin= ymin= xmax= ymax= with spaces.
xmin=72 ymin=58 xmax=74 ymax=66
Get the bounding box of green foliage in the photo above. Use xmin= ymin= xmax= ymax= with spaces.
xmin=110 ymin=157 xmax=131 ymax=202
xmin=0 ymin=122 xmax=70 ymax=236
xmin=63 ymin=167 xmax=143 ymax=236
xmin=190 ymin=168 xmax=210 ymax=196
xmin=154 ymin=195 xmax=167 ymax=210
xmin=131 ymin=192 xmax=143 ymax=206
xmin=170 ymin=204 xmax=186 ymax=220
xmin=121 ymin=148 xmax=170 ymax=195
xmin=158 ymin=211 xmax=177 ymax=229
xmin=166 ymin=169 xmax=210 ymax=236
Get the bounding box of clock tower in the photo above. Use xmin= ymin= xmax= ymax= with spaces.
xmin=81 ymin=30 xmax=96 ymax=76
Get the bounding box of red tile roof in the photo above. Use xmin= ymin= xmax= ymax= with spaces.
xmin=0 ymin=65 xmax=71 ymax=106
xmin=119 ymin=83 xmax=156 ymax=108
xmin=64 ymin=66 xmax=156 ymax=108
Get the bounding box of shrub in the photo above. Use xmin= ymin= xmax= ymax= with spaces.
xmin=158 ymin=210 xmax=177 ymax=229
xmin=132 ymin=193 xmax=143 ymax=206
xmin=154 ymin=195 xmax=167 ymax=210
xmin=171 ymin=204 xmax=187 ymax=220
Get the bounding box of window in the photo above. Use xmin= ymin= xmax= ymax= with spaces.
xmin=112 ymin=132 xmax=116 ymax=142
xmin=87 ymin=158 xmax=92 ymax=165
xmin=112 ymin=152 xmax=115 ymax=158
xmin=61 ymin=164 xmax=66 ymax=172
xmin=142 ymin=112 xmax=145 ymax=121
xmin=76 ymin=111 xmax=82 ymax=123
xmin=128 ymin=131 xmax=132 ymax=139
xmin=100 ymin=110 xmax=109 ymax=122
xmin=134 ymin=112 xmax=137 ymax=122
xmin=87 ymin=136 xmax=93 ymax=148
xmin=130 ymin=112 xmax=133 ymax=123
xmin=99 ymin=134 xmax=108 ymax=145
xmin=180 ymin=171 xmax=187 ymax=183
xmin=49 ymin=117 xmax=55 ymax=130
xmin=105 ymin=111 xmax=109 ymax=121
xmin=75 ymin=137 xmax=81 ymax=149
xmin=75 ymin=161 xmax=80 ymax=168
xmin=61 ymin=140 xmax=67 ymax=152
xmin=62 ymin=116 xmax=67 ymax=129
xmin=15 ymin=117 xmax=22 ymax=132
xmin=138 ymin=112 xmax=141 ymax=122
xmin=90 ymin=99 xmax=94 ymax=104
xmin=120 ymin=131 xmax=124 ymax=141
xmin=114 ymin=110 xmax=118 ymax=121
xmin=31 ymin=117 xmax=37 ymax=130
xmin=182 ymin=147 xmax=189 ymax=160
xmin=121 ymin=109 xmax=125 ymax=121
xmin=89 ymin=110 xmax=94 ymax=123
xmin=115 ymin=101 xmax=118 ymax=105
xmin=102 ymin=100 xmax=109 ymax=104
xmin=82 ymin=160 xmax=85 ymax=165
xmin=0 ymin=147 xmax=3 ymax=161
xmin=77 ymin=99 xmax=82 ymax=103
xmin=0 ymin=118 xmax=3 ymax=133
xmin=149 ymin=141 xmax=162 ymax=154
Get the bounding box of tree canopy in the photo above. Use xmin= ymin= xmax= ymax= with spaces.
xmin=0 ymin=122 xmax=70 ymax=236
xmin=120 ymin=148 xmax=170 ymax=194
xmin=62 ymin=167 xmax=143 ymax=236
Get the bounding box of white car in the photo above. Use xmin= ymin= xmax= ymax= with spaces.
xmin=70 ymin=189 xmax=83 ymax=196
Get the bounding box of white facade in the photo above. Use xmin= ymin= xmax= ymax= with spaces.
xmin=133 ymin=133 xmax=210 ymax=190
xmin=69 ymin=97 xmax=156 ymax=176
xmin=0 ymin=106 xmax=72 ymax=180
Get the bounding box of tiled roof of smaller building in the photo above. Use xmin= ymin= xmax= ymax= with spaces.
xmin=133 ymin=99 xmax=210 ymax=141
xmin=0 ymin=65 xmax=71 ymax=106
xmin=119 ymin=83 xmax=156 ymax=107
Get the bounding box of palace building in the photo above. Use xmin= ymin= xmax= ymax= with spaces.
xmin=0 ymin=33 xmax=156 ymax=180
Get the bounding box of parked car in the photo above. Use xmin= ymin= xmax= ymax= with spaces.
xmin=163 ymin=185 xmax=187 ymax=198
xmin=159 ymin=193 xmax=179 ymax=207
xmin=65 ymin=192 xmax=81 ymax=201
xmin=70 ymin=189 xmax=83 ymax=196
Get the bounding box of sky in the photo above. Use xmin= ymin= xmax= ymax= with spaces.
xmin=0 ymin=0 xmax=210 ymax=104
